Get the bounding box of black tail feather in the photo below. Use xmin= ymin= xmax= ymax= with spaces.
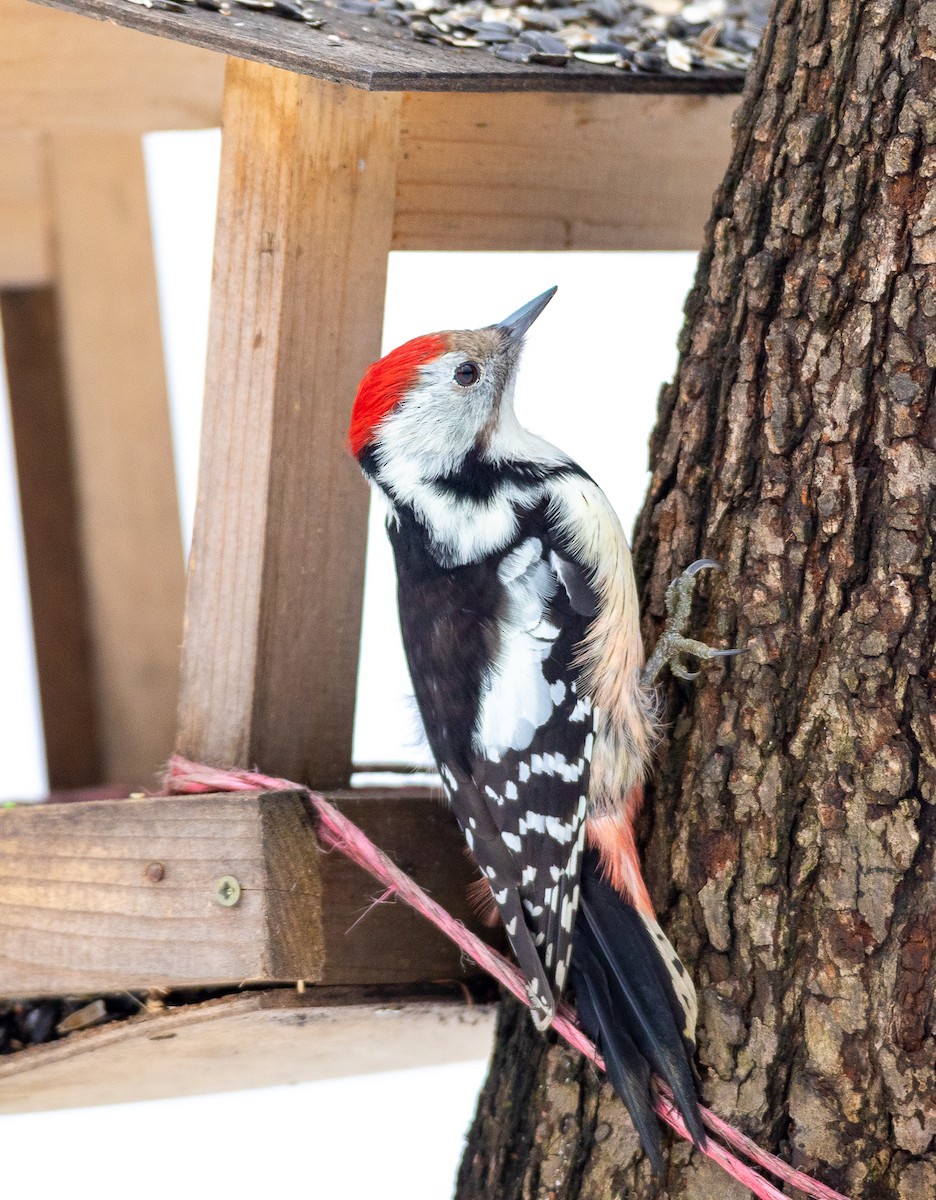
xmin=570 ymin=850 xmax=706 ymax=1167
xmin=573 ymin=935 xmax=666 ymax=1173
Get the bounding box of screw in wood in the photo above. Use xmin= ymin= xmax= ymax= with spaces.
xmin=144 ymin=862 xmax=165 ymax=883
xmin=214 ymin=875 xmax=242 ymax=906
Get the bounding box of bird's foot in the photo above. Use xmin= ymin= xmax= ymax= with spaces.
xmin=641 ymin=560 xmax=744 ymax=688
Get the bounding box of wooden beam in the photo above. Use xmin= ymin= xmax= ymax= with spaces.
xmin=47 ymin=131 xmax=186 ymax=789
xmin=0 ymin=989 xmax=495 ymax=1114
xmin=177 ymin=64 xmax=401 ymax=789
xmin=0 ymin=792 xmax=324 ymax=997
xmin=318 ymin=787 xmax=504 ymax=986
xmin=0 ymin=133 xmax=51 ymax=287
xmin=0 ymin=287 xmax=103 ymax=789
xmin=0 ymin=0 xmax=222 ymax=133
xmin=394 ymin=92 xmax=738 ymax=252
xmin=0 ymin=789 xmax=498 ymax=997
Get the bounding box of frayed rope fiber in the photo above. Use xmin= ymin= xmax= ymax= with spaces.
xmin=165 ymin=755 xmax=850 ymax=1200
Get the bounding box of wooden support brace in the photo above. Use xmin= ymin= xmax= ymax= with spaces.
xmin=45 ymin=131 xmax=186 ymax=789
xmin=0 ymin=989 xmax=495 ymax=1115
xmin=0 ymin=287 xmax=102 ymax=789
xmin=0 ymin=133 xmax=52 ymax=288
xmin=0 ymin=789 xmax=496 ymax=998
xmin=177 ymin=63 xmax=402 ymax=788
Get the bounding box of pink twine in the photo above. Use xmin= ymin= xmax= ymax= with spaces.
xmin=165 ymin=755 xmax=849 ymax=1200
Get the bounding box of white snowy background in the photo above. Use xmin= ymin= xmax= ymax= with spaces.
xmin=0 ymin=128 xmax=697 ymax=1199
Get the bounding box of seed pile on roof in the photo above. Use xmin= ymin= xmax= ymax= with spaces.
xmin=373 ymin=0 xmax=766 ymax=73
xmin=124 ymin=0 xmax=769 ymax=77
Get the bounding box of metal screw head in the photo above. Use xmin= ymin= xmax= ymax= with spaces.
xmin=145 ymin=862 xmax=165 ymax=883
xmin=214 ymin=875 xmax=242 ymax=906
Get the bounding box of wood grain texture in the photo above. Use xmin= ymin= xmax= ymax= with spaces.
xmin=0 ymin=789 xmax=500 ymax=997
xmin=48 ymin=132 xmax=186 ymax=789
xmin=1 ymin=0 xmax=222 ymax=132
xmin=0 ymin=133 xmax=51 ymax=286
xmin=177 ymin=64 xmax=400 ymax=788
xmin=0 ymin=990 xmax=495 ymax=1114
xmin=319 ymin=788 xmax=506 ymax=985
xmin=394 ymin=92 xmax=737 ymax=252
xmin=0 ymin=287 xmax=103 ymax=790
xmin=0 ymin=792 xmax=325 ymax=997
xmin=29 ymin=0 xmax=747 ymax=95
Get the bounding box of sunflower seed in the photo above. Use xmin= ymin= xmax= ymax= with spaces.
xmin=587 ymin=0 xmax=622 ymax=23
xmin=518 ymin=9 xmax=562 ymax=29
xmin=271 ymin=0 xmax=309 ymax=16
xmin=495 ymin=39 xmax=532 ymax=59
xmin=682 ymin=0 xmax=724 ymax=17
xmin=528 ymin=48 xmax=570 ymax=63
xmin=665 ymin=35 xmax=693 ymax=68
xmin=573 ymin=49 xmax=620 ymax=62
xmin=518 ymin=28 xmax=567 ymax=51
xmin=632 ymin=47 xmax=664 ymax=69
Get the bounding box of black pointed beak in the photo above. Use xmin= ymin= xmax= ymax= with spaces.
xmin=496 ymin=286 xmax=557 ymax=345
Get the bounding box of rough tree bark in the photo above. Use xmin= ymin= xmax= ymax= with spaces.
xmin=455 ymin=2 xmax=936 ymax=1198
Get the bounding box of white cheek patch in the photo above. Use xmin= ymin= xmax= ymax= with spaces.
xmin=474 ymin=539 xmax=562 ymax=760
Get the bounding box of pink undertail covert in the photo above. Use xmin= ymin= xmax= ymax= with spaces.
xmin=165 ymin=755 xmax=851 ymax=1200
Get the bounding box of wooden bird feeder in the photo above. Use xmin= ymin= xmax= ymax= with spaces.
xmin=0 ymin=0 xmax=741 ymax=1112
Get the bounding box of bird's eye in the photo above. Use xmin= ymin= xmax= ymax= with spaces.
xmin=454 ymin=361 xmax=481 ymax=387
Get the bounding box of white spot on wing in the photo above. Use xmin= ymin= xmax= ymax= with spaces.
xmin=545 ymin=816 xmax=575 ymax=844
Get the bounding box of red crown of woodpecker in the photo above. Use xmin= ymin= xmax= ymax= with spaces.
xmin=348 ymin=333 xmax=448 ymax=459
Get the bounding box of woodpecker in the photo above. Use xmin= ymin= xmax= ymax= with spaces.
xmin=348 ymin=288 xmax=733 ymax=1168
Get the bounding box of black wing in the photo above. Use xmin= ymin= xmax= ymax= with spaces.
xmin=389 ymin=500 xmax=598 ymax=1026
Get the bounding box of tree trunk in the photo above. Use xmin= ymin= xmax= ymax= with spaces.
xmin=456 ymin=2 xmax=936 ymax=1198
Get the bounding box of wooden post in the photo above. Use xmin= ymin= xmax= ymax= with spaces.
xmin=0 ymin=132 xmax=52 ymax=288
xmin=176 ymin=62 xmax=401 ymax=788
xmin=0 ymin=287 xmax=102 ymax=789
xmin=44 ymin=132 xmax=186 ymax=789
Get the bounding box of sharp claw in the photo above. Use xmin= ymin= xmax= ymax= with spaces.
xmin=708 ymin=647 xmax=745 ymax=659
xmin=685 ymin=558 xmax=722 ymax=576
xmin=672 ymin=664 xmax=700 ymax=681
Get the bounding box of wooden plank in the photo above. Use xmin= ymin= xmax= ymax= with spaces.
xmin=0 ymin=789 xmax=499 ymax=997
xmin=28 ymin=0 xmax=748 ymax=95
xmin=318 ymin=788 xmax=505 ymax=985
xmin=0 ymin=133 xmax=51 ymax=287
xmin=0 ymin=792 xmax=324 ymax=997
xmin=177 ymin=65 xmax=401 ymax=789
xmin=0 ymin=990 xmax=495 ymax=1113
xmin=394 ymin=92 xmax=738 ymax=252
xmin=0 ymin=288 xmax=103 ymax=789
xmin=0 ymin=0 xmax=222 ymax=133
xmin=48 ymin=131 xmax=186 ymax=789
